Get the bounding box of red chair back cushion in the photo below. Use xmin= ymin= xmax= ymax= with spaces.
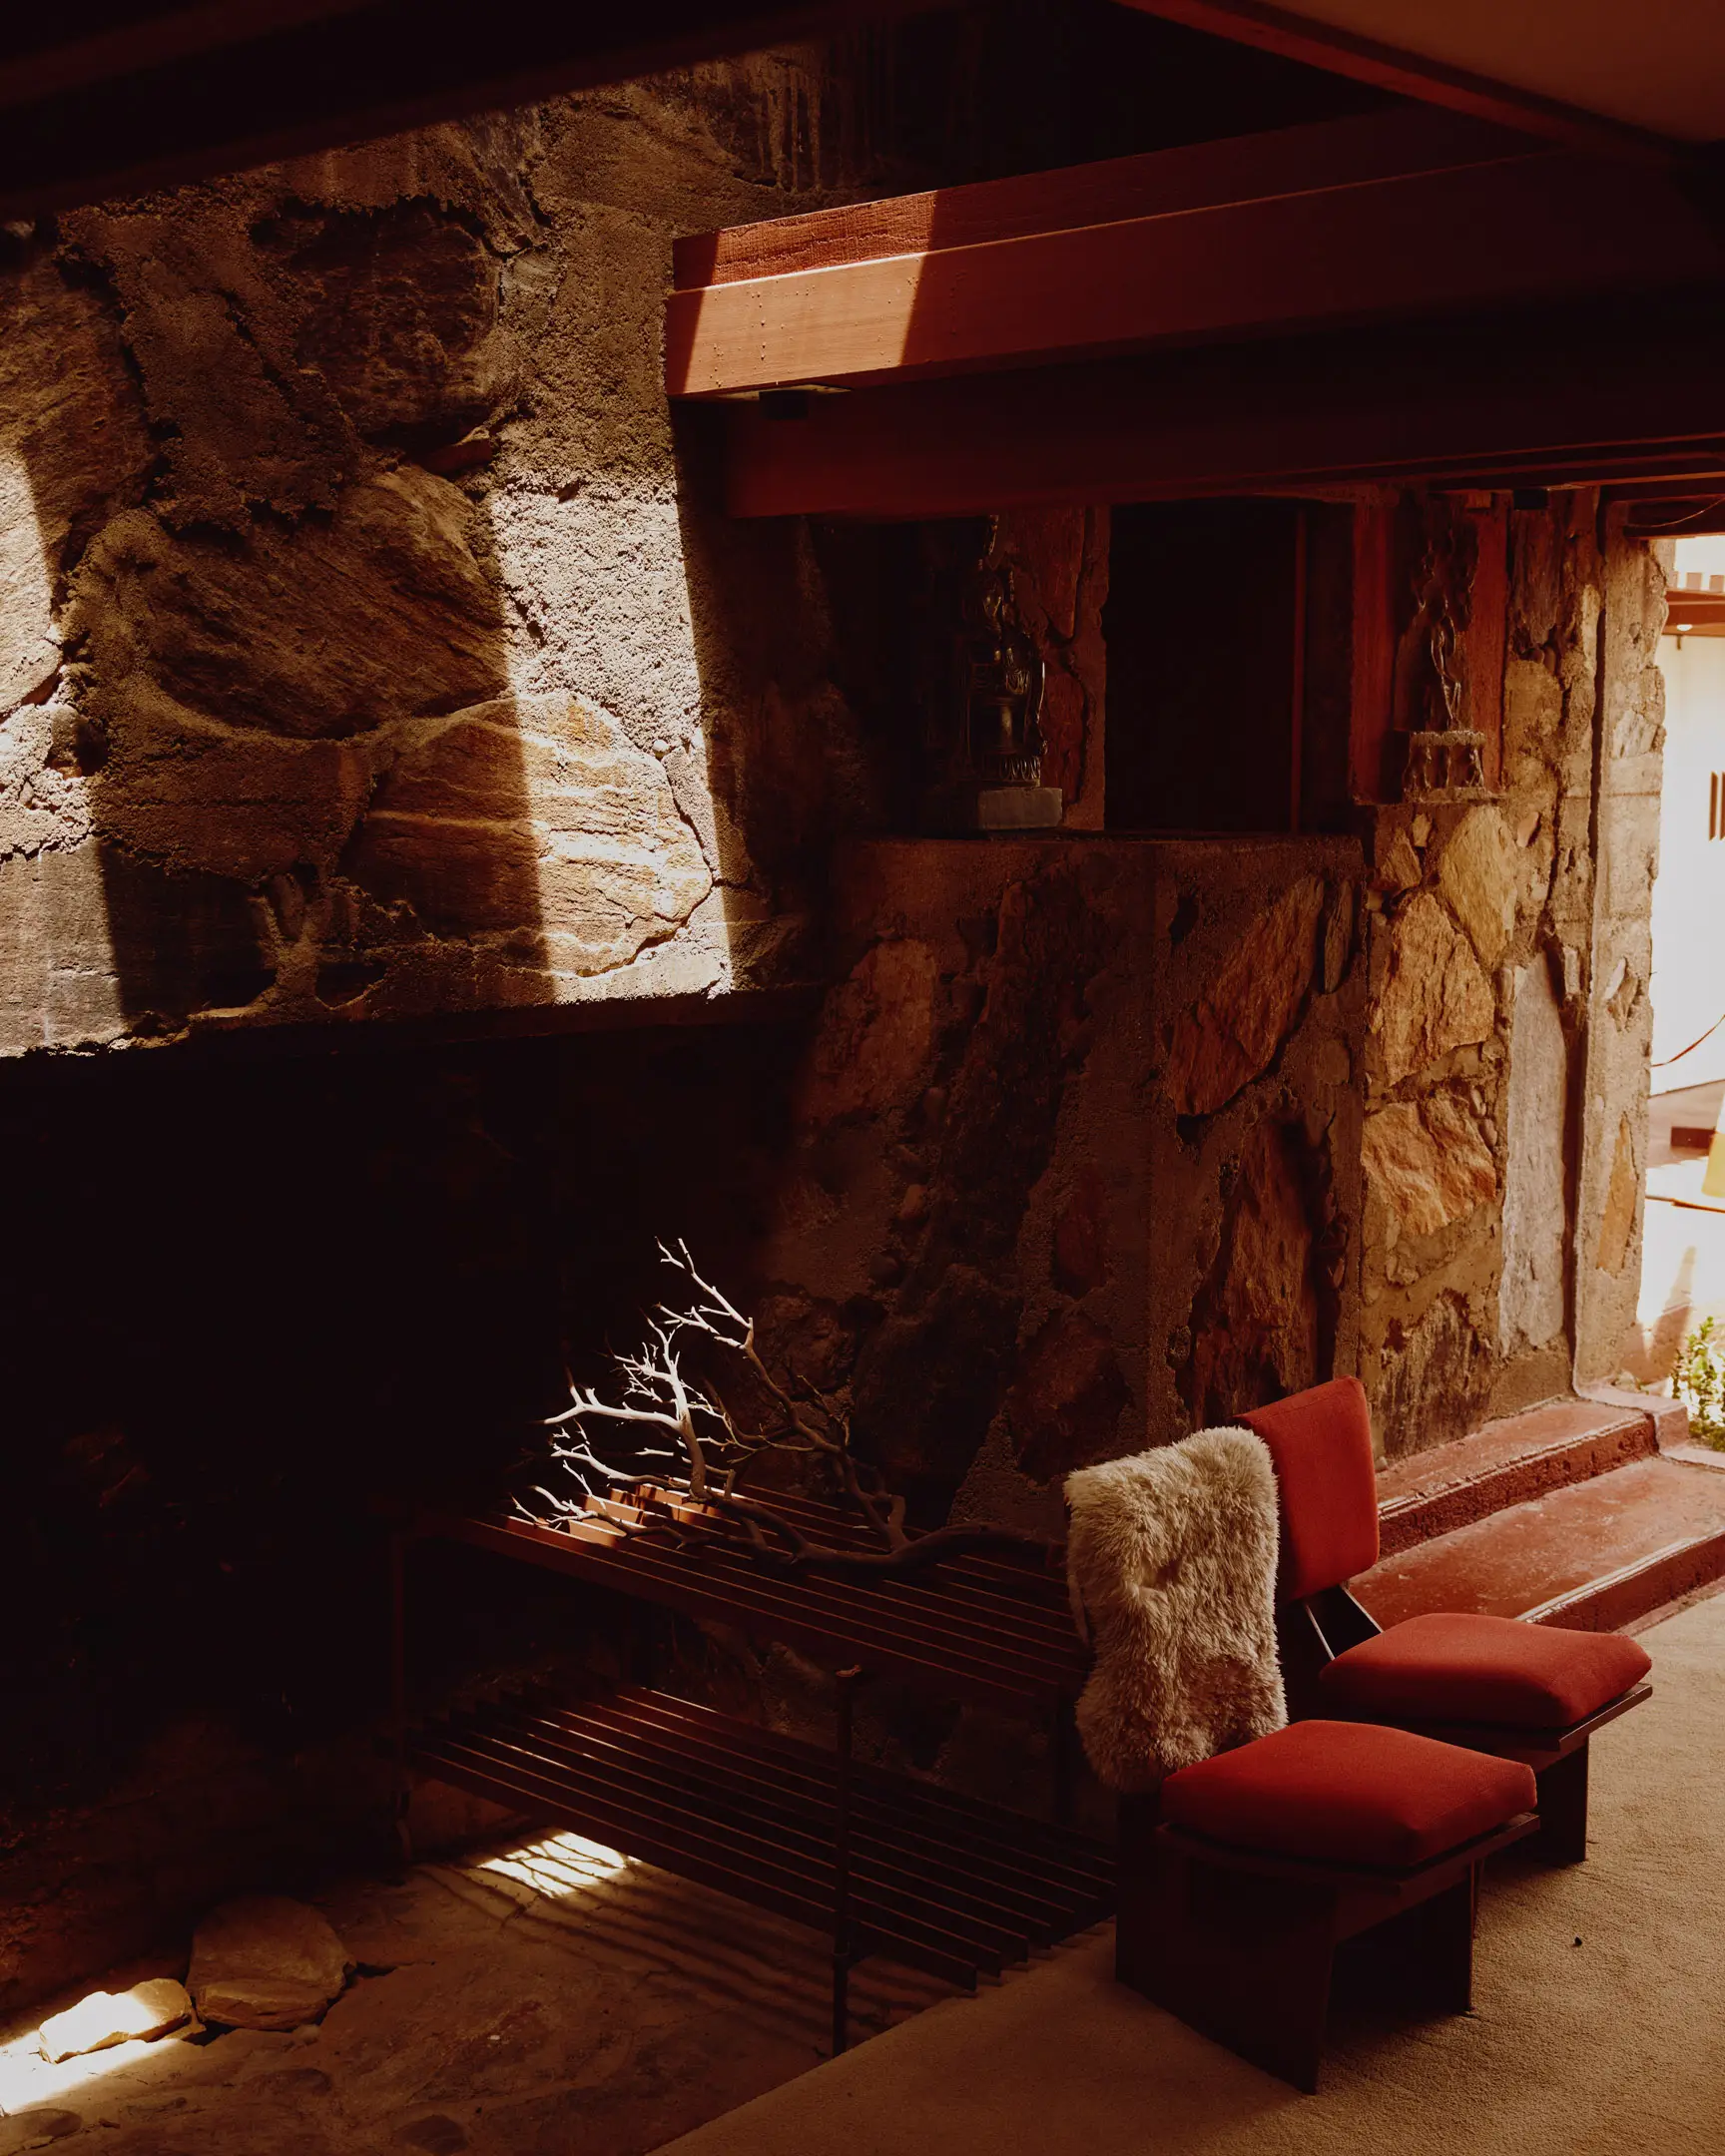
xmin=1240 ymin=1376 xmax=1379 ymax=1601
xmin=1317 ymin=1611 xmax=1653 ymax=1730
xmin=1160 ymin=1718 xmax=1536 ymax=1870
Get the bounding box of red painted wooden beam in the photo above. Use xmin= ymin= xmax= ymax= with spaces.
xmin=715 ymin=306 xmax=1725 ymax=517
xmin=667 ymin=112 xmax=1717 ymax=398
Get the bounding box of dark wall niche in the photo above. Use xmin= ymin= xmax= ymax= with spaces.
xmin=0 ymin=1016 xmax=804 ymax=1836
xmin=1105 ymin=499 xmax=1356 ymax=835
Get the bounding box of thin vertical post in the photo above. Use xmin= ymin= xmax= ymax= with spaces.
xmin=1289 ymin=503 xmax=1309 ymax=833
xmin=832 ymin=1664 xmax=863 ymax=2056
xmin=389 ymin=1529 xmax=412 ymax=1871
xmin=1052 ymin=1694 xmax=1076 ymax=1827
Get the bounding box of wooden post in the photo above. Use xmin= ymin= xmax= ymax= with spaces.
xmin=389 ymin=1530 xmax=412 ymax=1872
xmin=832 ymin=1665 xmax=864 ymax=2055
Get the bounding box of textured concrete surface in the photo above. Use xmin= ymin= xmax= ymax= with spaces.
xmin=1356 ymin=1453 xmax=1725 ymax=1627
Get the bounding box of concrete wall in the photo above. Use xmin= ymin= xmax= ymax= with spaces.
xmin=1649 ymin=618 xmax=1725 ymax=1094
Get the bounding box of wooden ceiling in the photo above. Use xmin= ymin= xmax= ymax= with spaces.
xmin=670 ymin=98 xmax=1725 ymax=518
xmin=0 ymin=0 xmax=940 ymax=220
xmin=1114 ymin=1 xmax=1725 ymax=148
xmin=10 ymin=2 xmax=1721 ymax=522
xmin=668 ymin=110 xmax=1720 ymax=401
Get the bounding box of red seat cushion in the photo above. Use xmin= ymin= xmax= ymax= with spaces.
xmin=1241 ymin=1377 xmax=1379 ymax=1601
xmin=1317 ymin=1612 xmax=1652 ymax=1731
xmin=1160 ymin=1719 xmax=1535 ymax=1870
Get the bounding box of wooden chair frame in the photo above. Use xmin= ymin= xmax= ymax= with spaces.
xmin=1280 ymin=1583 xmax=1652 ymax=1864
xmin=1117 ymin=1794 xmax=1539 ymax=2091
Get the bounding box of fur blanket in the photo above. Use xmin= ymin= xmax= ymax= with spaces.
xmin=1065 ymin=1427 xmax=1287 ymax=1793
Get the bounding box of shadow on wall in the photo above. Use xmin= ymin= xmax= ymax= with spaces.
xmin=0 ymin=142 xmax=574 ymax=1043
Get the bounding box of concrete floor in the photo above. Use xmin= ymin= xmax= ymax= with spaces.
xmin=0 ymin=1830 xmax=949 ymax=2156
xmin=1630 ymin=1078 xmax=1725 ymax=1382
xmin=660 ymin=1585 xmax=1725 ymax=2156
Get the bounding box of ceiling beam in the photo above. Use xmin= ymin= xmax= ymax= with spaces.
xmin=0 ymin=1 xmax=935 ymax=220
xmin=667 ymin=113 xmax=1717 ymax=398
xmin=714 ymin=303 xmax=1725 ymax=517
xmin=1106 ymin=0 xmax=1676 ymax=161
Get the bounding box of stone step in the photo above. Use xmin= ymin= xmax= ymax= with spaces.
xmin=1357 ymin=1450 xmax=1725 ymax=1633
xmin=1375 ymin=1394 xmax=1666 ymax=1557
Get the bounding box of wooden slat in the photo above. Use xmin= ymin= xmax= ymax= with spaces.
xmin=667 ymin=142 xmax=1714 ymax=397
xmin=533 ymin=1697 xmax=1099 ymax=1910
xmin=620 ymin=1693 xmax=1108 ymax=1875
xmin=411 ymin=1685 xmax=1113 ymax=1991
xmin=719 ymin=300 xmax=1725 ymax=517
xmin=427 ymin=1504 xmax=1089 ymax=1706
xmin=672 ymin=107 xmax=1528 ymax=285
xmin=470 ymin=1721 xmax=1034 ymax=1958
xmin=475 ymin=1710 xmax=1054 ymax=1947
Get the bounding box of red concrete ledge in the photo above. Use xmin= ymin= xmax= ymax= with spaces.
xmin=1377 ymin=1398 xmax=1660 ymax=1559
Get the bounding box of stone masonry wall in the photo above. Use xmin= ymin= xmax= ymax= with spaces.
xmin=759 ymin=832 xmax=1364 ymax=1532
xmin=1358 ymin=495 xmax=1667 ymax=1454
xmin=722 ymin=832 xmax=1361 ymax=1812
xmin=0 ymin=65 xmax=929 ymax=1053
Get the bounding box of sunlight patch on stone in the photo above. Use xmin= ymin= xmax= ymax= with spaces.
xmin=477 ymin=1829 xmax=635 ymax=1899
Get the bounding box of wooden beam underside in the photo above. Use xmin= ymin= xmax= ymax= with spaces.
xmin=717 ymin=304 xmax=1725 ymax=518
xmin=0 ymin=1 xmax=939 ymax=220
xmin=1105 ymin=0 xmax=1677 ymax=159
xmin=668 ymin=112 xmax=1717 ymax=399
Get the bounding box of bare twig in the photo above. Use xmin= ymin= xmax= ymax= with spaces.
xmin=522 ymin=1246 xmax=1053 ymax=1578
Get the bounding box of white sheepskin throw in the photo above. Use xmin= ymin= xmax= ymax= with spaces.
xmin=1065 ymin=1427 xmax=1287 ymax=1794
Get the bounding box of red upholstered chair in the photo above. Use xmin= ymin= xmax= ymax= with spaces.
xmin=1240 ymin=1377 xmax=1653 ymax=1865
xmin=1103 ymin=1416 xmax=1542 ymax=2089
xmin=1121 ymin=1719 xmax=1536 ymax=2090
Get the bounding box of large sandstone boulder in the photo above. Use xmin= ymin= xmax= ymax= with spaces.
xmin=265 ymin=198 xmax=514 ymax=441
xmin=75 ymin=467 xmax=501 ymax=745
xmin=347 ymin=691 xmax=713 ymax=969
xmin=1371 ymin=890 xmax=1495 ymax=1086
xmin=1165 ymin=875 xmax=1327 ymax=1116
xmin=1438 ymin=807 xmax=1518 ymax=967
xmin=1595 ymin=1114 xmax=1640 ymax=1275
xmin=38 ymin=1978 xmax=194 ymax=2062
xmin=1379 ymin=1291 xmax=1491 ymax=1454
xmin=1184 ymin=1116 xmax=1324 ymax=1423
xmin=188 ymin=1894 xmax=350 ymax=2031
xmin=797 ymin=938 xmax=940 ymax=1125
xmin=0 ymin=251 xmax=152 ymax=711
xmin=1362 ymin=1092 xmax=1496 ymax=1238
xmin=1003 ymin=1307 xmax=1129 ymax=1482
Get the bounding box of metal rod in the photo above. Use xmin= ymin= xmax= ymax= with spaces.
xmin=389 ymin=1529 xmax=412 ymax=1871
xmin=1289 ymin=501 xmax=1308 ymax=834
xmin=1052 ymin=1694 xmax=1076 ymax=1827
xmin=832 ymin=1663 xmax=863 ymax=2056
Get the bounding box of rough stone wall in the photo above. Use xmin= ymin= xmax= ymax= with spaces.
xmin=758 ymin=832 xmax=1363 ymax=1538
xmin=1358 ymin=495 xmax=1667 ymax=1454
xmin=0 ymin=66 xmax=921 ymax=1052
xmin=1573 ymin=519 xmax=1669 ymax=1382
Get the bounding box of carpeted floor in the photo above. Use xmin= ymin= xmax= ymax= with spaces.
xmin=659 ymin=1588 xmax=1725 ymax=2156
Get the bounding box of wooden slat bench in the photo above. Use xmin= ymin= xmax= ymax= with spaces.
xmin=394 ymin=1488 xmax=1108 ymax=2051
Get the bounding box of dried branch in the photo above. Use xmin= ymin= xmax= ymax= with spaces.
xmin=521 ymin=1244 xmax=1053 ymax=1578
